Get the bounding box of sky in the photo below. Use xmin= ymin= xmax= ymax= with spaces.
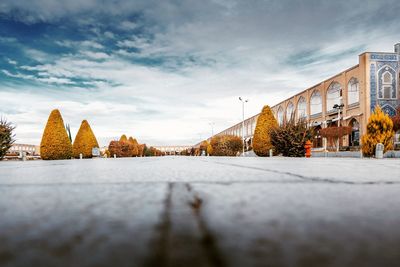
xmin=0 ymin=0 xmax=399 ymax=146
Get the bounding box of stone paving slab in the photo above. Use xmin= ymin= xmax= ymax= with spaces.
xmin=0 ymin=157 xmax=400 ymax=267
xmin=192 ymin=183 xmax=400 ymax=267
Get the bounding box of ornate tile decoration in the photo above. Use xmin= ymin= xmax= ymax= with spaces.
xmin=381 ymin=104 xmax=396 ymax=116
xmin=377 ymin=65 xmax=397 ymax=99
xmin=369 ymin=53 xmax=399 ymax=115
xmin=370 ymin=54 xmax=398 ymax=61
xmin=370 ymin=63 xmax=377 ymax=111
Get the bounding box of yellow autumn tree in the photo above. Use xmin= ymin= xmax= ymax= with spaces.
xmin=128 ymin=136 xmax=139 ymax=156
xmin=253 ymin=105 xmax=278 ymax=156
xmin=207 ymin=142 xmax=213 ymax=156
xmin=119 ymin=134 xmax=128 ymax=142
xmin=73 ymin=120 xmax=99 ymax=158
xmin=199 ymin=140 xmax=209 ymax=156
xmin=209 ymin=135 xmax=242 ymax=156
xmin=361 ymin=106 xmax=394 ymax=157
xmin=138 ymin=144 xmax=145 ymax=157
xmin=40 ymin=109 xmax=72 ymax=160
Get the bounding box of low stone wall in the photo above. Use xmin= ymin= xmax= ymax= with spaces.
xmin=384 ymin=150 xmax=400 ymax=158
xmin=312 ymin=150 xmax=400 ymax=158
xmin=312 ymin=151 xmax=362 ymax=158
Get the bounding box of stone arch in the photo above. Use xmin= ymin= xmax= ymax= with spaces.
xmin=297 ymin=96 xmax=307 ymax=120
xmin=348 ymin=118 xmax=360 ymax=147
xmin=286 ymin=101 xmax=294 ymax=122
xmin=312 ymin=125 xmax=323 ymax=148
xmin=310 ymin=90 xmax=322 ymax=116
xmin=347 ymin=77 xmax=359 ymax=105
xmin=326 ymin=81 xmax=342 ymax=112
xmin=277 ymin=106 xmax=284 ymax=126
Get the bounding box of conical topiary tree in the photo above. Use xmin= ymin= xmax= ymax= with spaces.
xmin=128 ymin=137 xmax=139 ymax=157
xmin=253 ymin=105 xmax=278 ymax=156
xmin=128 ymin=137 xmax=139 ymax=146
xmin=119 ymin=135 xmax=128 ymax=142
xmin=73 ymin=120 xmax=99 ymax=158
xmin=361 ymin=106 xmax=394 ymax=157
xmin=138 ymin=144 xmax=145 ymax=157
xmin=40 ymin=109 xmax=72 ymax=160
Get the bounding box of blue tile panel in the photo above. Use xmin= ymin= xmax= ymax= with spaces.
xmin=369 ymin=53 xmax=399 ymax=115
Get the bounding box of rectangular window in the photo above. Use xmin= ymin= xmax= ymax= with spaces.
xmin=383 ymin=86 xmax=392 ymax=99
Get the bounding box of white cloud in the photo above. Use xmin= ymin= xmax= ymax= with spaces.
xmin=0 ymin=0 xmax=399 ymax=146
xmin=104 ymin=31 xmax=115 ymax=39
xmin=2 ymin=69 xmax=74 ymax=85
xmin=119 ymin=20 xmax=137 ymax=31
xmin=56 ymin=40 xmax=104 ymax=50
xmin=7 ymin=58 xmax=17 ymax=65
xmin=24 ymin=48 xmax=49 ymax=62
xmin=82 ymin=51 xmax=110 ymax=60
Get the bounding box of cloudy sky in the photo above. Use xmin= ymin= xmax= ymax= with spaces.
xmin=0 ymin=0 xmax=399 ymax=146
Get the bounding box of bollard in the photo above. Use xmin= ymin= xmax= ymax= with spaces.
xmin=269 ymin=149 xmax=273 ymax=157
xmin=79 ymin=153 xmax=83 ymax=160
xmin=375 ymin=143 xmax=384 ymax=159
xmin=304 ymin=140 xmax=312 ymax=158
xmin=114 ymin=154 xmax=116 ymax=159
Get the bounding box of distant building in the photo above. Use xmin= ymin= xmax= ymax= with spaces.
xmin=207 ymin=113 xmax=259 ymax=147
xmin=8 ymin=144 xmax=40 ymax=156
xmin=205 ymin=43 xmax=400 ymax=151
xmin=153 ymin=146 xmax=192 ymax=155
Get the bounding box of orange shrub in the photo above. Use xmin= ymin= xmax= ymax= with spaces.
xmin=209 ymin=135 xmax=243 ymax=156
xmin=138 ymin=144 xmax=145 ymax=157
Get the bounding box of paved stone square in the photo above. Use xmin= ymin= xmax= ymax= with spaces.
xmin=0 ymin=157 xmax=400 ymax=267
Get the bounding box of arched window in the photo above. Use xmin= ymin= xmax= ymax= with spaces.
xmin=348 ymin=119 xmax=360 ymax=147
xmin=277 ymin=107 xmax=284 ymax=126
xmin=347 ymin=78 xmax=359 ymax=105
xmin=310 ymin=90 xmax=322 ymax=116
xmin=286 ymin=102 xmax=294 ymax=122
xmin=383 ymin=72 xmax=392 ymax=83
xmin=313 ymin=125 xmax=323 ymax=148
xmin=382 ymin=71 xmax=394 ymax=99
xmin=326 ymin=82 xmax=342 ymax=112
xmin=297 ymin=97 xmax=307 ymax=119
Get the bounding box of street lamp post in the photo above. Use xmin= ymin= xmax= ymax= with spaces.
xmin=239 ymin=97 xmax=249 ymax=156
xmin=209 ymin=122 xmax=215 ymax=138
xmin=333 ymin=98 xmax=344 ymax=152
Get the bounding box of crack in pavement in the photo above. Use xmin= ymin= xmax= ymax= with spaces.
xmin=144 ymin=182 xmax=226 ymax=267
xmin=189 ymin=193 xmax=227 ymax=267
xmin=201 ymin=160 xmax=400 ymax=185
